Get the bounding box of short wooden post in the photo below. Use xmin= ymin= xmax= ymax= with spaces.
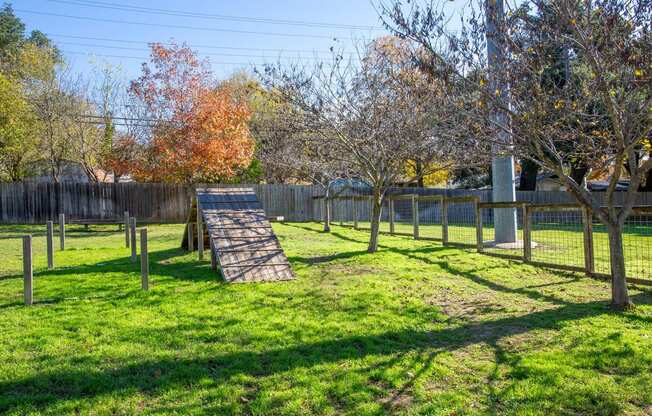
xmin=130 ymin=217 xmax=137 ymax=263
xmin=523 ymin=206 xmax=532 ymax=261
xmin=58 ymin=213 xmax=65 ymax=250
xmin=353 ymin=197 xmax=359 ymax=229
xmin=475 ymin=203 xmax=483 ymax=252
xmin=210 ymin=239 xmax=217 ymax=271
xmin=187 ymin=224 xmax=194 ymax=252
xmin=197 ymin=199 xmax=204 ymax=261
xmin=412 ymin=195 xmax=419 ymax=239
xmin=46 ymin=221 xmax=54 ymax=269
xmin=140 ymin=228 xmax=149 ymax=291
xmin=23 ymin=235 xmax=33 ymax=306
xmin=442 ymin=198 xmax=449 ymax=245
xmin=389 ymin=198 xmax=395 ymax=235
xmin=582 ymin=207 xmax=595 ymax=275
xmin=124 ymin=211 xmax=130 ymax=248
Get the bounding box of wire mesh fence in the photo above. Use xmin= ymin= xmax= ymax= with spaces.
xmin=622 ymin=208 xmax=652 ymax=282
xmin=418 ymin=197 xmax=443 ymax=240
xmin=320 ymin=194 xmax=652 ymax=287
xmin=528 ymin=207 xmax=586 ymax=271
xmin=479 ymin=204 xmax=525 ymax=258
xmin=445 ymin=197 xmax=478 ymax=247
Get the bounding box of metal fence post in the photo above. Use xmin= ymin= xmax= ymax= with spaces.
xmin=124 ymin=211 xmax=130 ymax=248
xmin=389 ymin=197 xmax=395 ymax=235
xmin=130 ymin=217 xmax=137 ymax=263
xmin=46 ymin=221 xmax=54 ymax=269
xmin=140 ymin=228 xmax=149 ymax=291
xmin=197 ymin=198 xmax=204 ymax=261
xmin=582 ymin=207 xmax=595 ymax=275
xmin=523 ymin=206 xmax=532 ymax=261
xmin=412 ymin=195 xmax=419 ymax=239
xmin=58 ymin=213 xmax=65 ymax=250
xmin=475 ymin=202 xmax=483 ymax=252
xmin=442 ymin=198 xmax=449 ymax=245
xmin=23 ymin=235 xmax=33 ymax=306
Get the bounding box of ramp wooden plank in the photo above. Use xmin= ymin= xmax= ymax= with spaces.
xmin=197 ymin=188 xmax=294 ymax=283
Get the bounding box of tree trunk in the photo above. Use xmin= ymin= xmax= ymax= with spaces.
xmin=606 ymin=222 xmax=633 ymax=310
xmin=367 ymin=189 xmax=383 ymax=253
xmin=415 ymin=159 xmax=425 ymax=188
xmin=519 ymin=158 xmax=539 ymax=191
xmin=323 ymin=197 xmax=331 ymax=232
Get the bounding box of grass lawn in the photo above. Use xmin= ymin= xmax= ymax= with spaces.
xmin=1 ymin=223 xmax=651 ymax=415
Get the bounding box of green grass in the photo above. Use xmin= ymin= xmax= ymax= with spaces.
xmin=1 ymin=223 xmax=651 ymax=415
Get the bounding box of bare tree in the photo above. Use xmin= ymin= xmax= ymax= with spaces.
xmin=382 ymin=0 xmax=652 ymax=308
xmin=260 ymin=40 xmax=484 ymax=252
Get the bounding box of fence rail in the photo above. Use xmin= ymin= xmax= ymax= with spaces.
xmin=325 ymin=193 xmax=652 ymax=287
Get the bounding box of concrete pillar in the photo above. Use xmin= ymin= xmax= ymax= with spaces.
xmin=486 ymin=0 xmax=517 ymax=243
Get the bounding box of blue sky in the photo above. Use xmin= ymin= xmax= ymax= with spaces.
xmin=14 ymin=0 xmax=468 ymax=82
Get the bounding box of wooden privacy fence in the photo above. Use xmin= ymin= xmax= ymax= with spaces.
xmin=323 ymin=193 xmax=652 ymax=287
xmin=0 ymin=182 xmax=320 ymax=224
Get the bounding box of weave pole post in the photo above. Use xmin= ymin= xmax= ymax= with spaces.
xmin=475 ymin=202 xmax=483 ymax=252
xmin=58 ymin=213 xmax=65 ymax=250
xmin=582 ymin=207 xmax=595 ymax=275
xmin=412 ymin=195 xmax=419 ymax=239
xmin=124 ymin=211 xmax=130 ymax=248
xmin=389 ymin=197 xmax=395 ymax=235
xmin=140 ymin=228 xmax=149 ymax=291
xmin=130 ymin=217 xmax=137 ymax=263
xmin=46 ymin=221 xmax=54 ymax=269
xmin=523 ymin=206 xmax=532 ymax=261
xmin=442 ymin=198 xmax=449 ymax=245
xmin=23 ymin=235 xmax=33 ymax=306
xmin=187 ymin=223 xmax=194 ymax=252
xmin=197 ymin=197 xmax=204 ymax=261
xmin=353 ymin=197 xmax=359 ymax=229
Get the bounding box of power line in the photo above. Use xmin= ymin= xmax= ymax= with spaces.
xmin=16 ymin=9 xmax=354 ymax=40
xmin=47 ymin=0 xmax=384 ymax=31
xmin=63 ymin=50 xmax=258 ymax=65
xmin=47 ymin=34 xmax=353 ymax=55
xmin=57 ymin=41 xmax=328 ymax=61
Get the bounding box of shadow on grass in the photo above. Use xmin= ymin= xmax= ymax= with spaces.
xmin=1 ymin=290 xmax=650 ymax=413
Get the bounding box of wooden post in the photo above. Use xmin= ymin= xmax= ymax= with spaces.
xmin=210 ymin=239 xmax=217 ymax=271
xmin=23 ymin=235 xmax=33 ymax=306
xmin=130 ymin=217 xmax=137 ymax=263
xmin=412 ymin=195 xmax=419 ymax=239
xmin=389 ymin=197 xmax=395 ymax=235
xmin=197 ymin=198 xmax=204 ymax=261
xmin=46 ymin=221 xmax=54 ymax=269
xmin=442 ymin=198 xmax=449 ymax=245
xmin=124 ymin=211 xmax=130 ymax=248
xmin=140 ymin=228 xmax=149 ymax=291
xmin=58 ymin=213 xmax=65 ymax=250
xmin=353 ymin=197 xmax=359 ymax=229
xmin=523 ymin=206 xmax=532 ymax=261
xmin=475 ymin=203 xmax=483 ymax=252
xmin=187 ymin=223 xmax=194 ymax=252
xmin=582 ymin=207 xmax=595 ymax=275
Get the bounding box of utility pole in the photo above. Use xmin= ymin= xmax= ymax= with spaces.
xmin=486 ymin=0 xmax=517 ymax=243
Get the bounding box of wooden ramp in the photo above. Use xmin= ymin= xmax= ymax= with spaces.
xmin=196 ymin=187 xmax=294 ymax=283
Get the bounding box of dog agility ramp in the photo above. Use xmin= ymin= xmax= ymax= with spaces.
xmin=197 ymin=188 xmax=294 ymax=283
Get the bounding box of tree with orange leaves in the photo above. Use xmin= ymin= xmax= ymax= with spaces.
xmin=127 ymin=42 xmax=254 ymax=183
